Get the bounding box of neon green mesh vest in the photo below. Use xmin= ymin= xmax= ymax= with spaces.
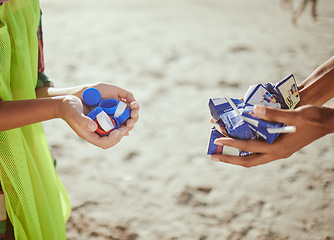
xmin=0 ymin=0 xmax=70 ymax=239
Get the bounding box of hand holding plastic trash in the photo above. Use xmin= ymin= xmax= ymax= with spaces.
xmin=82 ymin=87 xmax=132 ymax=136
xmin=207 ymin=74 xmax=299 ymax=157
xmin=211 ymin=104 xmax=334 ymax=167
xmin=208 ymin=56 xmax=334 ymax=167
xmin=57 ymin=84 xmax=139 ymax=149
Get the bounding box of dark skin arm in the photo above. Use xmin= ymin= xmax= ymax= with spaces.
xmin=0 ymin=82 xmax=139 ymax=149
xmin=298 ymin=56 xmax=334 ymax=106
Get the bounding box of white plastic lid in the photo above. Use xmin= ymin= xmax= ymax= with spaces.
xmin=96 ymin=111 xmax=114 ymax=131
xmin=114 ymin=101 xmax=127 ymax=118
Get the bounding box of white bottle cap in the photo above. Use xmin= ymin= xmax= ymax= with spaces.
xmin=114 ymin=101 xmax=127 ymax=118
xmin=96 ymin=111 xmax=114 ymax=131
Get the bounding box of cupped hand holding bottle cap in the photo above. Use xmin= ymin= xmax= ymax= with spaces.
xmin=82 ymin=88 xmax=131 ymax=136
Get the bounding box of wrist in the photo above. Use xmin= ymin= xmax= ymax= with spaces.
xmin=53 ymin=95 xmax=70 ymax=119
xmin=56 ymin=95 xmax=83 ymax=122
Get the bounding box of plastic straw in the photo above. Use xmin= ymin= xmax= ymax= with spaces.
xmin=267 ymin=125 xmax=296 ymax=134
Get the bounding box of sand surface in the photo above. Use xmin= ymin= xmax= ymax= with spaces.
xmin=41 ymin=0 xmax=334 ymax=239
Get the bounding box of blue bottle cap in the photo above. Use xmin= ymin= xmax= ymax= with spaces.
xmin=87 ymin=107 xmax=104 ymax=121
xmin=111 ymin=115 xmax=120 ymax=129
xmin=99 ymin=99 xmax=119 ymax=115
xmin=82 ymin=88 xmax=102 ymax=107
xmin=116 ymin=107 xmax=131 ymax=125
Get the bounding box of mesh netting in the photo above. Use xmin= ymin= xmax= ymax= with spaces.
xmin=0 ymin=0 xmax=70 ymax=239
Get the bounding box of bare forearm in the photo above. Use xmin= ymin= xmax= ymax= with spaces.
xmin=323 ymin=106 xmax=334 ymax=134
xmin=298 ymin=56 xmax=334 ymax=106
xmin=0 ymin=97 xmax=64 ymax=131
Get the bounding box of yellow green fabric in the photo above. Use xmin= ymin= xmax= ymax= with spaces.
xmin=0 ymin=0 xmax=71 ymax=239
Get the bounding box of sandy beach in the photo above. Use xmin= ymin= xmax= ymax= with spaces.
xmin=41 ymin=0 xmax=334 ymax=239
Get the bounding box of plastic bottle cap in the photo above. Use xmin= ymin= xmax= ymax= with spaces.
xmin=82 ymin=88 xmax=102 ymax=107
xmin=96 ymin=111 xmax=114 ymax=131
xmin=99 ymin=99 xmax=119 ymax=115
xmin=87 ymin=107 xmax=104 ymax=121
xmin=114 ymin=101 xmax=127 ymax=118
xmin=116 ymin=108 xmax=131 ymax=125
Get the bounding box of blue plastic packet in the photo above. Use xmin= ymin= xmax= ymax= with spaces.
xmin=207 ymin=127 xmax=252 ymax=156
xmin=209 ymin=97 xmax=244 ymax=121
xmin=207 ymin=74 xmax=299 ymax=155
xmin=209 ymin=97 xmax=255 ymax=140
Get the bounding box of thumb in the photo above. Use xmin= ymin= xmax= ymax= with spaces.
xmin=80 ymin=115 xmax=97 ymax=132
xmin=254 ymin=105 xmax=298 ymax=125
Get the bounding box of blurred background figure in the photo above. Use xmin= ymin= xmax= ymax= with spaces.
xmin=292 ymin=0 xmax=318 ymax=24
xmin=280 ymin=0 xmax=293 ymax=10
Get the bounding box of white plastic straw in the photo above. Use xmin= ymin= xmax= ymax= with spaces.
xmin=241 ymin=116 xmax=259 ymax=127
xmin=267 ymin=125 xmax=296 ymax=134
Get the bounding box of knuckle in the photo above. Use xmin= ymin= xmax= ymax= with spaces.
xmin=241 ymin=161 xmax=252 ymax=168
xmin=297 ymin=106 xmax=322 ymax=125
xmin=281 ymin=151 xmax=292 ymax=159
xmin=101 ymin=145 xmax=109 ymax=150
xmin=76 ymin=132 xmax=85 ymax=140
xmin=125 ymin=92 xmax=135 ymax=101
xmin=270 ymin=145 xmax=281 ymax=155
xmin=99 ymin=142 xmax=111 ymax=150
xmin=96 ymin=81 xmax=107 ymax=86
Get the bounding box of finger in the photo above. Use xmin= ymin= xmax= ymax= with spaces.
xmin=115 ymin=87 xmax=136 ymax=104
xmin=118 ymin=125 xmax=129 ymax=137
xmin=130 ymin=109 xmax=139 ymax=123
xmin=91 ymin=126 xmax=128 ymax=149
xmin=254 ymin=105 xmax=298 ymax=125
xmin=130 ymin=101 xmax=140 ymax=111
xmin=213 ymin=137 xmax=273 ymax=154
xmin=210 ymin=118 xmax=215 ymax=124
xmin=211 ymin=153 xmax=275 ymax=168
xmin=76 ymin=129 xmax=104 ymax=147
xmin=125 ymin=118 xmax=135 ymax=131
xmin=103 ymin=130 xmax=123 ymax=147
xmin=70 ymin=110 xmax=97 ymax=133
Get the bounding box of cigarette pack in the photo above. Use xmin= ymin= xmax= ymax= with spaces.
xmin=244 ymin=74 xmax=300 ymax=110
xmin=207 ymin=127 xmax=252 ymax=156
xmin=209 ymin=98 xmax=244 ymax=122
xmin=241 ymin=105 xmax=284 ymax=143
xmin=244 ymin=84 xmax=282 ymax=109
xmin=209 ymin=98 xmax=255 ymax=140
xmin=274 ymin=74 xmax=300 ymax=109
